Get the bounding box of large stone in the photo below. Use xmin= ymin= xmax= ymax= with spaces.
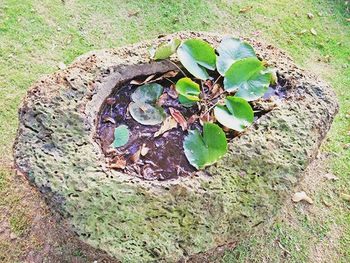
xmin=13 ymin=32 xmax=338 ymax=262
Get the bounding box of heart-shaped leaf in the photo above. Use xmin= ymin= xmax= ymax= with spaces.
xmin=131 ymin=83 xmax=163 ymax=104
xmin=129 ymin=102 xmax=166 ymax=125
xmin=183 ymin=123 xmax=227 ymax=169
xmin=224 ymin=57 xmax=271 ymax=101
xmin=216 ymin=37 xmax=256 ymax=76
xmin=113 ymin=125 xmax=130 ymax=148
xmin=175 ymin=77 xmax=200 ymax=107
xmin=214 ymin=96 xmax=254 ymax=131
xmin=150 ymin=39 xmax=181 ymax=60
xmin=177 ymin=39 xmax=216 ymax=80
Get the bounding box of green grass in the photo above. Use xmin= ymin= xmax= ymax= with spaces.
xmin=0 ymin=0 xmax=349 ymax=261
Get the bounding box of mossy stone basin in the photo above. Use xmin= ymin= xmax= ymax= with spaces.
xmin=13 ymin=32 xmax=338 ymax=262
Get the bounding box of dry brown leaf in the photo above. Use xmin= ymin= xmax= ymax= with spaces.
xmin=168 ymin=84 xmax=178 ymax=99
xmin=140 ymin=143 xmax=150 ymax=156
xmin=187 ymin=114 xmax=199 ymax=125
xmin=109 ymin=156 xmax=126 ymax=169
xmin=212 ymin=85 xmax=224 ymax=99
xmin=128 ymin=10 xmax=139 ymax=17
xmin=307 ymin=12 xmax=314 ymax=19
xmin=323 ymin=173 xmax=338 ymax=181
xmin=106 ymin=97 xmax=116 ymax=105
xmin=157 ymin=93 xmax=168 ymax=107
xmin=340 ymin=193 xmax=350 ymax=202
xmin=159 ymin=70 xmax=178 ymax=79
xmin=297 ymin=29 xmax=308 ymax=35
xmin=130 ymin=74 xmax=156 ymax=85
xmin=310 ymin=28 xmax=317 ymax=36
xmin=130 ymin=148 xmax=141 ymax=163
xmin=292 ymin=191 xmax=314 ymax=204
xmin=154 ymin=116 xmax=178 ymax=137
xmin=199 ymin=112 xmax=215 ymax=126
xmin=102 ymin=116 xmax=116 ymax=124
xmin=169 ymin=107 xmax=187 ymax=130
xmin=239 ymin=6 xmax=253 ymax=13
xmin=204 ymin=79 xmax=213 ymax=90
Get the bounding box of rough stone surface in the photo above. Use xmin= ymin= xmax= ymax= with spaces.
xmin=13 ymin=32 xmax=338 ymax=262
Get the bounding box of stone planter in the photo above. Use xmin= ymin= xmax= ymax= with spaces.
xmin=13 ymin=32 xmax=338 ymax=262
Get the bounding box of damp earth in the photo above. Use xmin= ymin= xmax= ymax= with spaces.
xmin=97 ymin=72 xmax=288 ymax=181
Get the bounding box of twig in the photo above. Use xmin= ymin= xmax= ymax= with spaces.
xmin=164 ymin=77 xmax=175 ymax=85
xmin=201 ymin=99 xmax=221 ymax=116
xmin=167 ymin=59 xmax=187 ymax=77
xmin=212 ymin=75 xmax=222 ymax=87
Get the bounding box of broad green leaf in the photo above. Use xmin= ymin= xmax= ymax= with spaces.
xmin=214 ymin=96 xmax=254 ymax=131
xmin=129 ymin=102 xmax=166 ymax=125
xmin=183 ymin=123 xmax=227 ymax=169
xmin=178 ymin=95 xmax=196 ymax=107
xmin=176 ymin=77 xmax=200 ymax=106
xmin=216 ymin=37 xmax=256 ymax=76
xmin=113 ymin=125 xmax=130 ymax=148
xmin=177 ymin=39 xmax=216 ymax=80
xmin=131 ymin=83 xmax=163 ymax=104
xmin=150 ymin=39 xmax=181 ymax=60
xmin=224 ymin=57 xmax=271 ymax=101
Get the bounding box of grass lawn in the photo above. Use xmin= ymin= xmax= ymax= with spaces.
xmin=0 ymin=0 xmax=349 ymax=262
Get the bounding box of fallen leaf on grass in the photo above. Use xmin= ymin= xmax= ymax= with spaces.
xmin=307 ymin=13 xmax=314 ymax=19
xmin=323 ymin=173 xmax=338 ymax=181
xmin=239 ymin=6 xmax=253 ymax=13
xmin=340 ymin=193 xmax=350 ymax=202
xmin=128 ymin=10 xmax=139 ymax=17
xmin=169 ymin=107 xmax=187 ymax=130
xmin=154 ymin=116 xmax=178 ymax=137
xmin=346 ymin=18 xmax=350 ymax=22
xmin=292 ymin=191 xmax=314 ymax=204
xmin=310 ymin=28 xmax=317 ymax=36
xmin=297 ymin=29 xmax=308 ymax=35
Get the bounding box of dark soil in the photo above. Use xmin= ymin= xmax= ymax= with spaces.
xmin=97 ymin=72 xmax=287 ymax=181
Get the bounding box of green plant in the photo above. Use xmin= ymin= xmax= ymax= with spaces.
xmin=114 ymin=37 xmax=276 ymax=169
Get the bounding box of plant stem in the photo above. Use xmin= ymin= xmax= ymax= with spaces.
xmin=166 ymin=59 xmax=187 ymax=77
xmin=201 ymin=100 xmax=221 ymax=116
xmin=164 ymin=77 xmax=175 ymax=85
xmin=212 ymin=75 xmax=222 ymax=87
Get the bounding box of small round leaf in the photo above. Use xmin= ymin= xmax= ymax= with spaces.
xmin=216 ymin=37 xmax=256 ymax=76
xmin=223 ymin=57 xmax=271 ymax=101
xmin=183 ymin=123 xmax=227 ymax=169
xmin=131 ymin=83 xmax=163 ymax=104
xmin=113 ymin=125 xmax=130 ymax=148
xmin=150 ymin=39 xmax=181 ymax=60
xmin=177 ymin=39 xmax=216 ymax=80
xmin=214 ymin=96 xmax=254 ymax=131
xmin=129 ymin=102 xmax=166 ymax=125
xmin=176 ymin=77 xmax=200 ymax=106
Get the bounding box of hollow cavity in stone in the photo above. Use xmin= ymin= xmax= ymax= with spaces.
xmin=97 ymin=71 xmax=288 ymax=181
